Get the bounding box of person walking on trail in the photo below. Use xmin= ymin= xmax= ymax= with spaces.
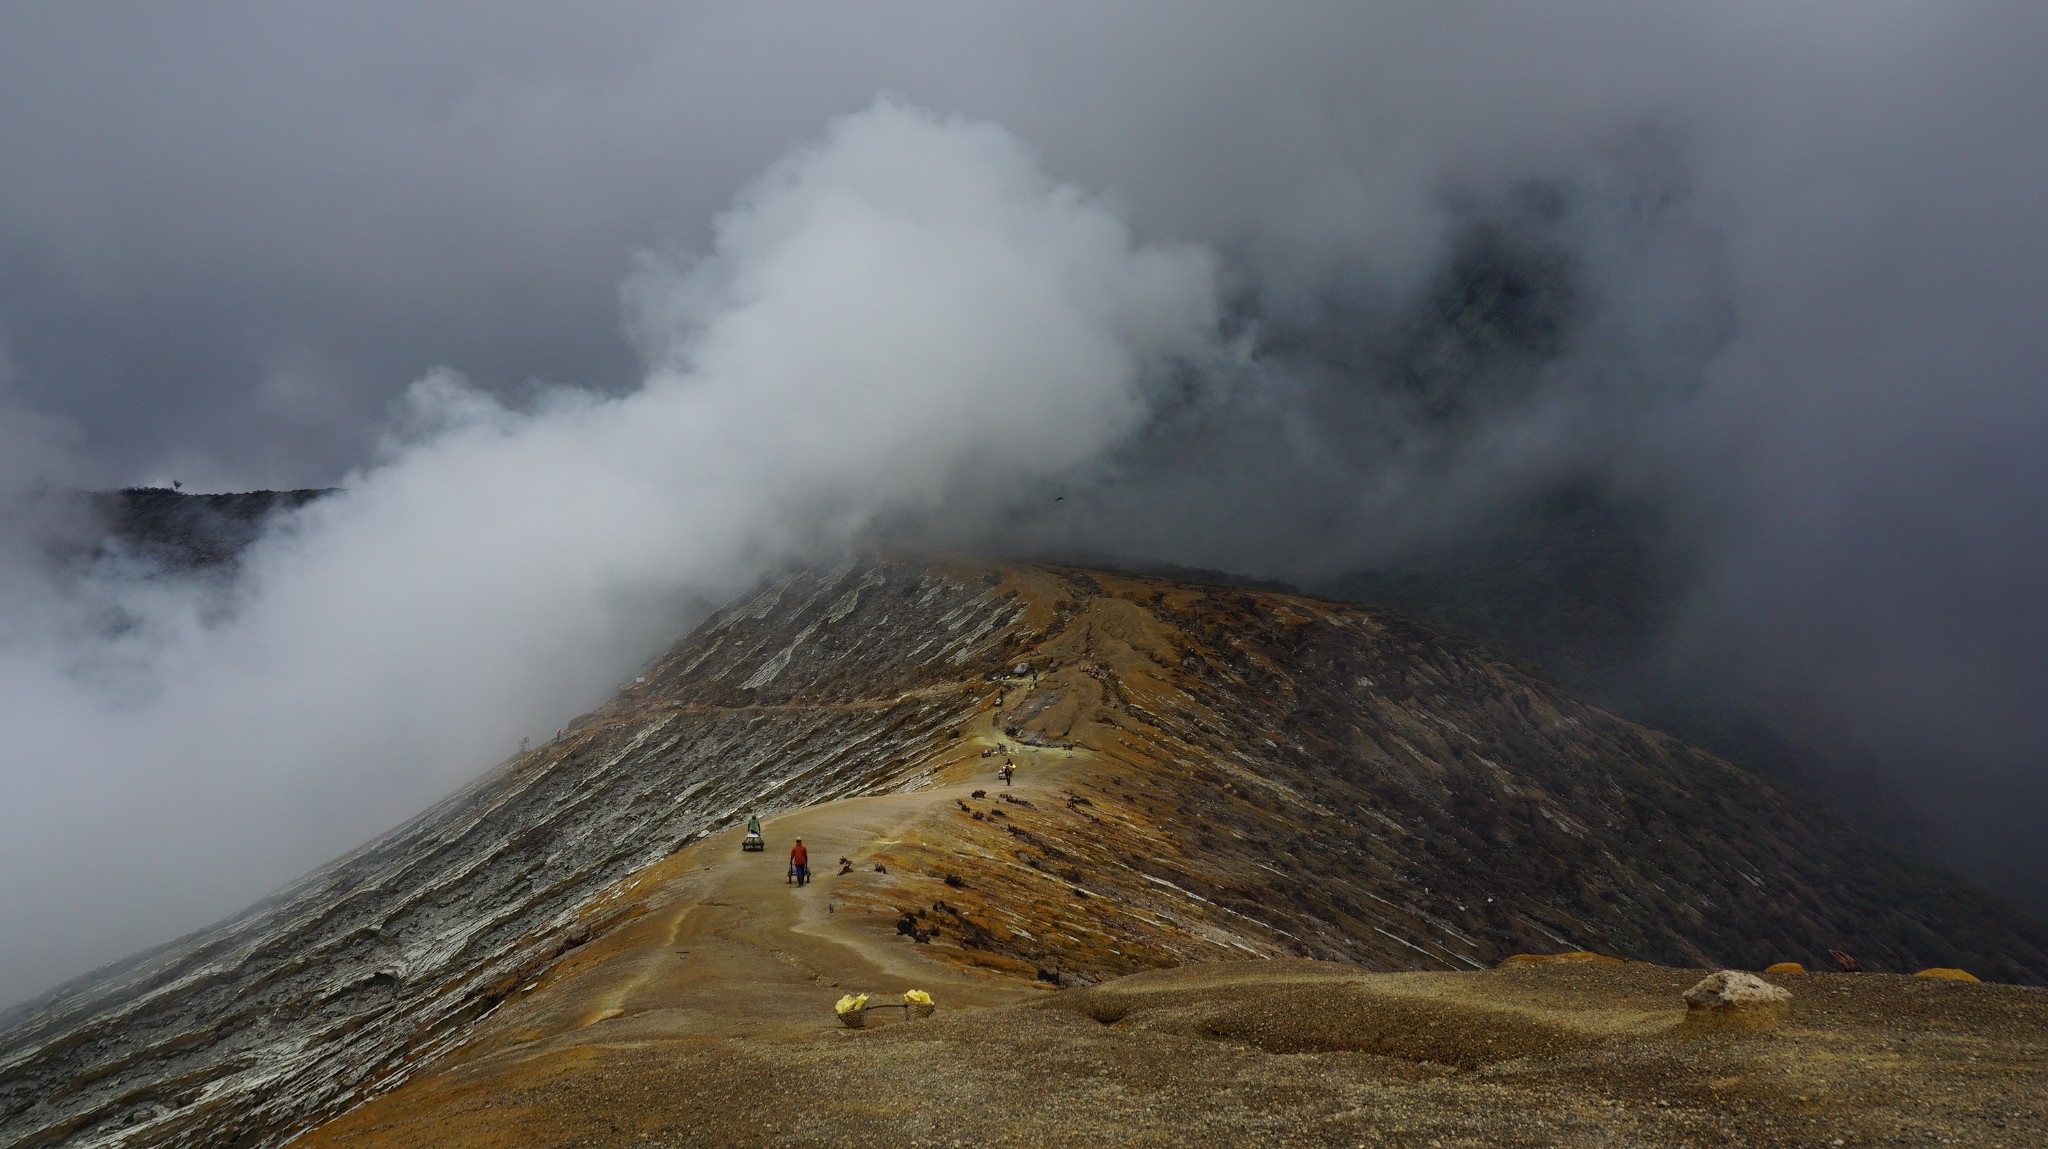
xmin=1000 ymin=760 xmax=1014 ymax=786
xmin=790 ymin=837 xmax=810 ymax=886
xmin=746 ymin=814 xmax=761 ymax=837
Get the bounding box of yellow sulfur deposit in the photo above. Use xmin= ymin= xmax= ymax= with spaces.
xmin=1913 ymin=968 xmax=1980 ymax=982
xmin=903 ymin=989 xmax=933 ymax=1005
xmin=834 ymin=993 xmax=869 ymax=1015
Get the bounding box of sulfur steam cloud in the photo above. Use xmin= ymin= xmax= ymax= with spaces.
xmin=0 ymin=102 xmax=1218 ymax=1004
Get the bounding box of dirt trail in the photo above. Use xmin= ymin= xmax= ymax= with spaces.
xmin=562 ymin=783 xmax=1048 ymax=1043
xmin=499 ymin=782 xmax=1068 ymax=1050
xmin=293 ymin=710 xmax=1089 ymax=1146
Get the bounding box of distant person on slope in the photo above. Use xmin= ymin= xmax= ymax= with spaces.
xmin=790 ymin=838 xmax=810 ymax=886
xmin=747 ymin=814 xmax=762 ymax=837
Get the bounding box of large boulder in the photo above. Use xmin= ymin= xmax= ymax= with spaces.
xmin=1680 ymin=970 xmax=1791 ymax=1032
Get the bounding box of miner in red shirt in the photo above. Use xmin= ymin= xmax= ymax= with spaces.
xmin=790 ymin=837 xmax=810 ymax=886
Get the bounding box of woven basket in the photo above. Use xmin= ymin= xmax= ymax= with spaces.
xmin=907 ymin=1002 xmax=936 ymax=1020
xmin=837 ymin=1008 xmax=868 ymax=1029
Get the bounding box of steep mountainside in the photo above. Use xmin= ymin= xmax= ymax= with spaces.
xmin=4 ymin=555 xmax=2043 ymax=1148
xmin=1311 ymin=486 xmax=1942 ymax=856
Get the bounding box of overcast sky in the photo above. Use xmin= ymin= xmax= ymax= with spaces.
xmin=3 ymin=2 xmax=2046 ymax=1001
xmin=0 ymin=1 xmax=1912 ymax=490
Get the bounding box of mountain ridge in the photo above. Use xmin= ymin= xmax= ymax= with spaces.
xmin=4 ymin=553 xmax=2044 ymax=1148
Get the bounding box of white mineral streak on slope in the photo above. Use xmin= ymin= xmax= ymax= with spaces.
xmin=739 ymin=622 xmax=819 ymax=689
xmin=656 ymin=630 xmax=732 ymax=683
xmin=1371 ymin=927 xmax=1444 ymax=964
xmin=824 ymin=569 xmax=887 ymax=625
xmin=728 ymin=577 xmax=795 ymax=625
xmin=1128 ymin=871 xmax=1293 ymax=954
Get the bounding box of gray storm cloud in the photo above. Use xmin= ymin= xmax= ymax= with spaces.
xmin=2 ymin=1 xmax=2046 ymax=1001
xmin=0 ymin=101 xmax=1218 ymax=1003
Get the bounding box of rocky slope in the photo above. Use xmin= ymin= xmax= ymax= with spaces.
xmin=3 ymin=554 xmax=2044 ymax=1148
xmin=1312 ymin=485 xmax=1945 ymax=852
xmin=937 ymin=563 xmax=2045 ymax=982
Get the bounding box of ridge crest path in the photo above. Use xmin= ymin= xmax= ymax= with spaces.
xmin=538 ymin=772 xmax=1059 ymax=1047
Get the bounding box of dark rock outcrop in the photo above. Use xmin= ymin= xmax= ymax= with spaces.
xmin=82 ymin=488 xmax=331 ymax=570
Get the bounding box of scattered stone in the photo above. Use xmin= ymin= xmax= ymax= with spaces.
xmin=971 ymin=789 xmax=987 ymax=799
xmin=944 ymin=873 xmax=966 ymax=888
xmin=1913 ymin=968 xmax=1980 ymax=982
xmin=1764 ymin=962 xmax=1806 ymax=975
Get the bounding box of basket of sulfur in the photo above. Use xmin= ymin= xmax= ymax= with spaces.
xmin=903 ymin=989 xmax=935 ymax=1020
xmin=834 ymin=993 xmax=870 ymax=1028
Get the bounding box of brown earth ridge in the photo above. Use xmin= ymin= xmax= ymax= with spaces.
xmin=3 ymin=554 xmax=2045 ymax=1147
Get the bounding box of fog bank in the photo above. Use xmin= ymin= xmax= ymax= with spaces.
xmin=0 ymin=102 xmax=1217 ymax=1003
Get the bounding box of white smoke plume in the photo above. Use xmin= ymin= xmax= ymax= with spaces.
xmin=0 ymin=101 xmax=1219 ymax=1004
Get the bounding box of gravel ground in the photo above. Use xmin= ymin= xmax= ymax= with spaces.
xmin=300 ymin=961 xmax=2047 ymax=1148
